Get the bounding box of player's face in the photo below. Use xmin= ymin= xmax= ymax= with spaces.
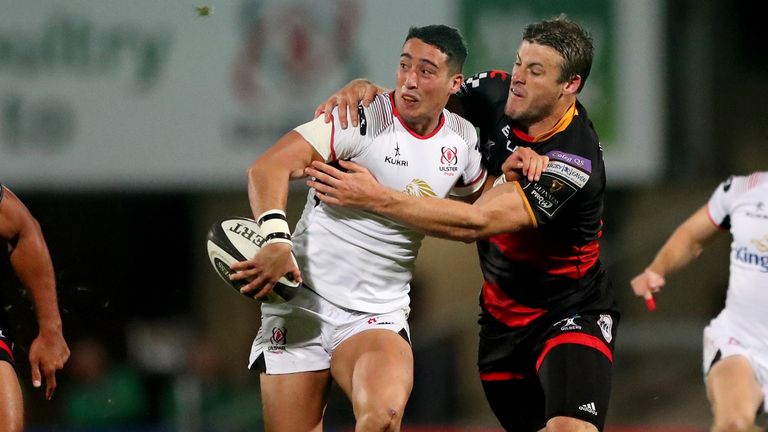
xmin=395 ymin=38 xmax=462 ymax=135
xmin=504 ymin=41 xmax=574 ymax=134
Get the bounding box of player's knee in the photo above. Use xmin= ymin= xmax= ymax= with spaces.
xmin=355 ymin=406 xmax=402 ymax=432
xmin=712 ymin=411 xmax=756 ymax=432
xmin=546 ymin=416 xmax=598 ymax=432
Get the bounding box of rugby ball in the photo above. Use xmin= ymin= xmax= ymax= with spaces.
xmin=206 ymin=217 xmax=300 ymax=303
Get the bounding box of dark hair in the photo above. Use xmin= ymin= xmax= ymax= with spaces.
xmin=405 ymin=25 xmax=467 ymax=75
xmin=523 ymin=15 xmax=593 ymax=92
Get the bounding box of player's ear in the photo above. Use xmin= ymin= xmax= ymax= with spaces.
xmin=450 ymin=74 xmax=463 ymax=94
xmin=563 ymin=74 xmax=582 ymax=96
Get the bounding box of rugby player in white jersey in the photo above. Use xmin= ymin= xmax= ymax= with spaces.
xmin=228 ymin=25 xmax=492 ymax=432
xmin=632 ymin=172 xmax=768 ymax=432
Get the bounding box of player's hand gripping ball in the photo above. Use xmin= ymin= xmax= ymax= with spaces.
xmin=206 ymin=217 xmax=300 ymax=303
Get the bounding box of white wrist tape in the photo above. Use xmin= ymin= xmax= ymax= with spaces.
xmin=257 ymin=209 xmax=292 ymax=246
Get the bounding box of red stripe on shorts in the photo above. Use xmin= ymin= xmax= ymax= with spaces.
xmin=479 ymin=371 xmax=526 ymax=381
xmin=535 ymin=332 xmax=611 ymax=372
xmin=0 ymin=339 xmax=14 ymax=362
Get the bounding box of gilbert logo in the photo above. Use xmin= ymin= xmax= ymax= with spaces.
xmin=228 ymin=222 xmax=265 ymax=247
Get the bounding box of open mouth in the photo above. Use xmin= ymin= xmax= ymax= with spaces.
xmin=401 ymin=94 xmax=419 ymax=105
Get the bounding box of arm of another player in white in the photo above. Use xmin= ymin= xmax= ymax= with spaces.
xmin=630 ymin=203 xmax=721 ymax=304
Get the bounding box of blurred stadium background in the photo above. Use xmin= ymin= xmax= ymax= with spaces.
xmin=1 ymin=0 xmax=766 ymax=430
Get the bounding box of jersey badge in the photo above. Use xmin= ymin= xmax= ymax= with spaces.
xmin=268 ymin=327 xmax=287 ymax=353
xmin=439 ymin=146 xmax=458 ymax=175
xmin=403 ymin=179 xmax=436 ymax=198
xmin=598 ymin=314 xmax=613 ymax=343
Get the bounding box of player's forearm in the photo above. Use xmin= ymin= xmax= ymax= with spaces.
xmin=247 ymin=131 xmax=317 ymax=217
xmin=647 ymin=206 xmax=718 ymax=277
xmin=10 ymin=226 xmax=63 ymax=333
xmin=371 ymin=189 xmax=489 ymax=242
xmin=647 ymin=226 xmax=706 ymax=277
xmin=247 ymin=163 xmax=291 ymax=217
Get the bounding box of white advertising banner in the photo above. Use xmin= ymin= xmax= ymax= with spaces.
xmin=0 ymin=0 xmax=659 ymax=190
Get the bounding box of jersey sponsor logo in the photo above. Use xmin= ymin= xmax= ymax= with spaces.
xmin=544 ymin=161 xmax=590 ymax=188
xmin=546 ymin=150 xmax=592 ymax=173
xmin=598 ymin=314 xmax=613 ymax=343
xmin=523 ymin=176 xmax=577 ymax=217
xmin=734 ymin=246 xmax=768 ymax=272
xmin=553 ymin=315 xmax=582 ymax=331
xmin=384 ymin=143 xmax=408 ymax=166
xmin=268 ymin=327 xmax=287 ymax=353
xmin=439 ymin=146 xmax=459 ymax=175
xmin=501 ymin=124 xmax=510 ymax=138
xmin=746 ymin=202 xmax=768 ymax=220
xmin=403 ymin=179 xmax=436 ymax=198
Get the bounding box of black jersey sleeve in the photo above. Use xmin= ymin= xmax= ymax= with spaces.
xmin=456 ymin=70 xmax=511 ymax=129
xmin=515 ymin=109 xmax=605 ymax=242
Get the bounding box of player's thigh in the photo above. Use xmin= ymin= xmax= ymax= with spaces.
xmin=538 ymin=343 xmax=612 ymax=431
xmin=481 ymin=375 xmax=546 ymax=432
xmin=0 ymin=361 xmax=23 ymax=432
xmin=706 ymin=354 xmax=763 ymax=421
xmin=331 ymin=329 xmax=414 ymax=413
xmin=259 ymin=369 xmax=332 ymax=432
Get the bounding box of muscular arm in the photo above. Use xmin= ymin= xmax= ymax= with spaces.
xmin=306 ymin=160 xmax=535 ymax=243
xmin=372 ymin=180 xmax=533 ymax=242
xmin=246 ymin=130 xmax=322 ymax=218
xmin=631 ymin=205 xmax=721 ymax=299
xmin=0 ymin=187 xmax=69 ymax=399
xmin=231 ymin=131 xmax=324 ymax=297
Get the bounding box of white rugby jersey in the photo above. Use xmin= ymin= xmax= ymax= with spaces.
xmin=292 ymin=92 xmax=486 ymax=313
xmin=707 ymin=172 xmax=768 ymax=339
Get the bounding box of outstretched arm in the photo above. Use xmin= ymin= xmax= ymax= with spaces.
xmin=305 ymin=160 xmax=535 ymax=242
xmin=229 ymin=132 xmax=323 ymax=298
xmin=0 ymin=187 xmax=69 ymax=400
xmin=630 ymin=204 xmax=721 ymax=304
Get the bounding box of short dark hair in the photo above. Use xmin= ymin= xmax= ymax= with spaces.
xmin=405 ymin=25 xmax=467 ymax=75
xmin=523 ymin=15 xmax=593 ymax=93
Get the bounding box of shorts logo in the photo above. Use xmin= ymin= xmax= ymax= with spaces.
xmin=598 ymin=315 xmax=613 ymax=343
xmin=268 ymin=327 xmax=287 ymax=353
xmin=578 ymin=402 xmax=598 ymax=416
xmin=553 ymin=315 xmax=581 ymax=331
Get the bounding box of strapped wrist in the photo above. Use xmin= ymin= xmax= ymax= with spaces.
xmin=257 ymin=209 xmax=292 ymax=247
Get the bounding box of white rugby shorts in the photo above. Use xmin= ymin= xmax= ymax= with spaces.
xmin=703 ymin=313 xmax=768 ymax=412
xmin=248 ymin=287 xmax=411 ymax=374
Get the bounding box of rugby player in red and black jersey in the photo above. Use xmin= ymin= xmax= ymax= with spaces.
xmin=308 ymin=16 xmax=617 ymax=432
